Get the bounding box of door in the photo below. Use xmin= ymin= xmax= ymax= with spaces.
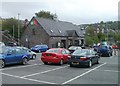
xmin=15 ymin=49 xmax=24 ymax=63
xmin=5 ymin=49 xmax=16 ymax=64
xmin=91 ymin=50 xmax=98 ymax=64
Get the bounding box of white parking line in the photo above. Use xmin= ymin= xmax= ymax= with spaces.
xmin=95 ymin=69 xmax=119 ymax=73
xmin=1 ymin=64 xmax=43 ymax=71
xmin=62 ymin=63 xmax=106 ymax=84
xmin=2 ymin=72 xmax=57 ymax=84
xmin=21 ymin=65 xmax=69 ymax=78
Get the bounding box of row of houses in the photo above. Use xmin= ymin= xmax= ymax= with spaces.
xmin=21 ymin=17 xmax=85 ymax=48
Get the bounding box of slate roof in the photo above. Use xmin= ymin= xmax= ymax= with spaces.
xmin=35 ymin=17 xmax=84 ymax=37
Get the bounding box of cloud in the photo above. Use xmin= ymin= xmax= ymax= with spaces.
xmin=1 ymin=0 xmax=119 ymax=24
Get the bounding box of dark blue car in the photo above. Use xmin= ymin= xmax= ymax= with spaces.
xmin=68 ymin=49 xmax=100 ymax=68
xmin=98 ymin=45 xmax=113 ymax=57
xmin=0 ymin=47 xmax=31 ymax=68
xmin=31 ymin=45 xmax=48 ymax=53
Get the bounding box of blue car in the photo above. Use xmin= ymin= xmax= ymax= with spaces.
xmin=98 ymin=45 xmax=113 ymax=57
xmin=31 ymin=45 xmax=48 ymax=53
xmin=0 ymin=47 xmax=31 ymax=68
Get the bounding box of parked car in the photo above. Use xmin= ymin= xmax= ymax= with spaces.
xmin=68 ymin=49 xmax=100 ymax=67
xmin=31 ymin=45 xmax=48 ymax=53
xmin=6 ymin=42 xmax=18 ymax=47
xmin=68 ymin=46 xmax=82 ymax=54
xmin=97 ymin=45 xmax=113 ymax=57
xmin=41 ymin=48 xmax=70 ymax=65
xmin=17 ymin=47 xmax=36 ymax=59
xmin=0 ymin=47 xmax=31 ymax=68
xmin=112 ymin=44 xmax=118 ymax=49
xmin=0 ymin=42 xmax=5 ymax=47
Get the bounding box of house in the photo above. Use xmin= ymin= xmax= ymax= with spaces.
xmin=21 ymin=17 xmax=85 ymax=48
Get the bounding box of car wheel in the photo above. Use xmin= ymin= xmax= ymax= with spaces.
xmin=70 ymin=64 xmax=73 ymax=67
xmin=88 ymin=60 xmax=92 ymax=68
xmin=108 ymin=53 xmax=111 ymax=57
xmin=22 ymin=58 xmax=28 ymax=65
xmin=111 ymin=53 xmax=112 ymax=56
xmin=59 ymin=59 xmax=63 ymax=65
xmin=32 ymin=55 xmax=36 ymax=59
xmin=0 ymin=60 xmax=5 ymax=68
xmin=43 ymin=62 xmax=48 ymax=65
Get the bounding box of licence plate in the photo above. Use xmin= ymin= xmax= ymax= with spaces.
xmin=72 ymin=62 xmax=79 ymax=65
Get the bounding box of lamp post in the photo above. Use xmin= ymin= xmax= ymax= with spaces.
xmin=18 ymin=13 xmax=20 ymax=45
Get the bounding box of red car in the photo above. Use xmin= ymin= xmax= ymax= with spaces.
xmin=41 ymin=48 xmax=70 ymax=65
xmin=112 ymin=45 xmax=118 ymax=49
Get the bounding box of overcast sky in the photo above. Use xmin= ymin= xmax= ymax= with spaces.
xmin=1 ymin=0 xmax=119 ymax=24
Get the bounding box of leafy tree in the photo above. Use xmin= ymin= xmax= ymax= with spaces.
xmin=2 ymin=18 xmax=23 ymax=39
xmin=35 ymin=10 xmax=57 ymax=20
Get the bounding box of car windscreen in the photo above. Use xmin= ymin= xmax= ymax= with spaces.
xmin=46 ymin=49 xmax=59 ymax=53
xmin=100 ymin=46 xmax=108 ymax=49
xmin=72 ymin=49 xmax=89 ymax=55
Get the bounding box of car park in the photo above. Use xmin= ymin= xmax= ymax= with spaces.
xmin=97 ymin=45 xmax=113 ymax=57
xmin=41 ymin=48 xmax=70 ymax=65
xmin=0 ymin=47 xmax=31 ymax=68
xmin=68 ymin=46 xmax=82 ymax=54
xmin=68 ymin=49 xmax=100 ymax=67
xmin=31 ymin=45 xmax=48 ymax=53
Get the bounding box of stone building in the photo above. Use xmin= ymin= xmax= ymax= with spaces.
xmin=21 ymin=17 xmax=84 ymax=48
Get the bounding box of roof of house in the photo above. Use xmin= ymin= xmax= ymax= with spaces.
xmin=33 ymin=17 xmax=84 ymax=37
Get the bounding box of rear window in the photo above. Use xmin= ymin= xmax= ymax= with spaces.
xmin=46 ymin=49 xmax=59 ymax=53
xmin=72 ymin=49 xmax=89 ymax=55
xmin=69 ymin=46 xmax=81 ymax=50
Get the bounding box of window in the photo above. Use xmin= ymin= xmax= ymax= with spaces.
xmin=32 ymin=28 xmax=35 ymax=35
xmin=50 ymin=30 xmax=53 ymax=33
xmin=61 ymin=50 xmax=66 ymax=54
xmin=65 ymin=50 xmax=70 ymax=54
xmin=15 ymin=49 xmax=22 ymax=54
xmin=58 ymin=30 xmax=61 ymax=33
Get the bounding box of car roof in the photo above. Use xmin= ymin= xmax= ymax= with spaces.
xmin=49 ymin=48 xmax=66 ymax=50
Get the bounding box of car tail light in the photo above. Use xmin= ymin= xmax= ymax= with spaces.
xmin=68 ymin=56 xmax=71 ymax=58
xmin=80 ymin=57 xmax=87 ymax=61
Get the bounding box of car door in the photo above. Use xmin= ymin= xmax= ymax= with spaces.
xmin=91 ymin=50 xmax=98 ymax=64
xmin=15 ymin=49 xmax=24 ymax=63
xmin=90 ymin=50 xmax=96 ymax=64
xmin=5 ymin=49 xmax=16 ymax=64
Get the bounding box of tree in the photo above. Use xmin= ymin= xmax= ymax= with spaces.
xmin=2 ymin=18 xmax=23 ymax=39
xmin=35 ymin=10 xmax=57 ymax=20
